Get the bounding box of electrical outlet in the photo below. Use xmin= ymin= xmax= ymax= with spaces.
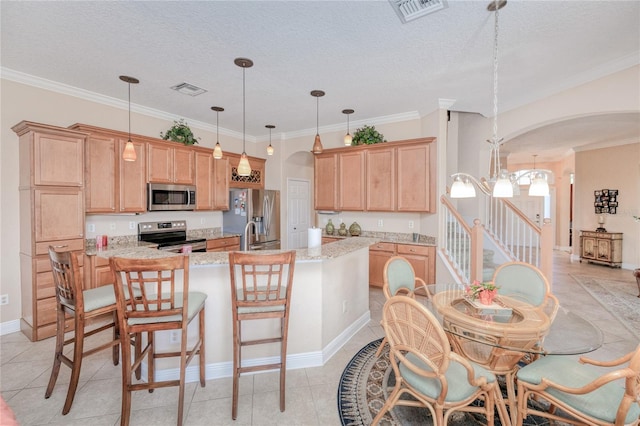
xmin=88 ymin=224 xmax=95 ymax=233
xmin=377 ymin=219 xmax=384 ymax=227
xmin=0 ymin=294 xmax=8 ymax=305
xmin=170 ymin=331 xmax=179 ymax=344
xmin=408 ymin=221 xmax=414 ymax=229
xmin=110 ymin=223 xmax=116 ymax=231
xmin=129 ymin=221 xmax=136 ymax=230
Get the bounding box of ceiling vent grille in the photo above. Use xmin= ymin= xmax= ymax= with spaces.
xmin=170 ymin=82 xmax=207 ymax=97
xmin=389 ymin=0 xmax=448 ymax=24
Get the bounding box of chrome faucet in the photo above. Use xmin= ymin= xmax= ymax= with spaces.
xmin=243 ymin=221 xmax=257 ymax=251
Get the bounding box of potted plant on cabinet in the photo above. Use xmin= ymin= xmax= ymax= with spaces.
xmin=160 ymin=119 xmax=200 ymax=145
xmin=351 ymin=125 xmax=386 ymax=145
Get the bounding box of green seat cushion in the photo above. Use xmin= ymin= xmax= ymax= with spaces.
xmin=127 ymin=291 xmax=207 ymax=325
xmin=398 ymin=352 xmax=496 ymax=402
xmin=516 ymin=355 xmax=640 ymax=424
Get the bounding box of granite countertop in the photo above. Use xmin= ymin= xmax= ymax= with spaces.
xmin=321 ymin=230 xmax=436 ymax=247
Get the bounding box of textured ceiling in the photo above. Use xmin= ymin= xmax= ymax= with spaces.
xmin=1 ymin=1 xmax=639 ymax=162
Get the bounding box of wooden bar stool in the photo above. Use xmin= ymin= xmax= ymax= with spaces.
xmin=109 ymin=254 xmax=206 ymax=426
xmin=228 ymin=251 xmax=296 ymax=420
xmin=45 ymin=246 xmax=121 ymax=415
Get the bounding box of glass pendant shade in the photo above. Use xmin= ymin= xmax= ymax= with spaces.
xmin=450 ymin=176 xmax=476 ymax=198
xmin=342 ymin=109 xmax=354 ymax=146
xmin=528 ymin=173 xmax=549 ymax=196
xmin=312 ymin=134 xmax=323 ymax=154
xmin=266 ymin=144 xmax=274 ymax=156
xmin=122 ymin=140 xmax=137 ymax=162
xmin=213 ymin=142 xmax=223 ymax=159
xmin=311 ymin=90 xmax=325 ymax=154
xmin=238 ymin=153 xmax=252 ymax=176
xmin=492 ymin=171 xmax=513 ymax=198
xmin=344 ymin=133 xmax=352 ymax=146
xmin=266 ymin=124 xmax=275 ymax=156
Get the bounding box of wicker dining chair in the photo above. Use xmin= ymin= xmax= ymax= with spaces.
xmin=110 ymin=254 xmax=206 ymax=426
xmin=516 ymin=344 xmax=640 ymax=426
xmin=372 ymin=295 xmax=508 ymax=426
xmin=228 ymin=250 xmax=296 ymax=420
xmin=45 ymin=246 xmax=121 ymax=415
xmin=374 ymin=256 xmax=431 ymax=358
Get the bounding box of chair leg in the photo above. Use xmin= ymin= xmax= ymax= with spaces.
xmin=148 ymin=331 xmax=155 ymax=393
xmin=279 ymin=317 xmax=286 ymax=412
xmin=505 ymin=371 xmax=518 ymax=426
xmin=134 ymin=332 xmax=142 ymax=380
xmin=374 ymin=337 xmax=387 ymax=358
xmin=120 ymin=330 xmax=132 ymax=426
xmin=199 ymin=309 xmax=205 ymax=387
xmin=231 ymin=319 xmax=240 ymax=420
xmin=112 ymin=310 xmax=120 ymax=366
xmin=45 ymin=307 xmax=66 ymax=399
xmin=62 ymin=316 xmax=85 ymax=415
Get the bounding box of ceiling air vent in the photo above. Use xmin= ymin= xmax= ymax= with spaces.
xmin=389 ymin=0 xmax=448 ymax=24
xmin=170 ymin=82 xmax=207 ymax=97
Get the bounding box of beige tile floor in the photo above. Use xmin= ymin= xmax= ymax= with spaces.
xmin=1 ymin=251 xmax=638 ymax=425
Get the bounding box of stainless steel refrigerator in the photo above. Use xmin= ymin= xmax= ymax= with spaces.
xmin=222 ymin=189 xmax=280 ymax=251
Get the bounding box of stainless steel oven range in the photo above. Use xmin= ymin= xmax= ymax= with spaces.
xmin=138 ymin=221 xmax=206 ymax=253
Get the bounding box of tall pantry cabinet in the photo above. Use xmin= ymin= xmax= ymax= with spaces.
xmin=13 ymin=121 xmax=87 ymax=341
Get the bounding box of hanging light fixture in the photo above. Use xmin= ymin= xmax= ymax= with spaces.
xmin=311 ymin=90 xmax=325 ymax=154
xmin=528 ymin=155 xmax=550 ymax=196
xmin=211 ymin=106 xmax=224 ymax=159
xmin=119 ymin=75 xmax=139 ymax=162
xmin=266 ymin=124 xmax=275 ymax=156
xmin=450 ymin=0 xmax=511 ymax=198
xmin=235 ymin=57 xmax=253 ymax=176
xmin=343 ymin=109 xmax=354 ymax=146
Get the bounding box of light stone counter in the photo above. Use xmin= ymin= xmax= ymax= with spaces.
xmin=89 ymin=237 xmax=376 ymax=383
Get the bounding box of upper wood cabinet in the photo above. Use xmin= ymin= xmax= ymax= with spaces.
xmin=338 ymin=151 xmax=366 ymax=211
xmin=193 ymin=149 xmax=229 ymax=210
xmin=314 ymin=153 xmax=338 ymax=210
xmin=227 ymin=153 xmax=266 ymax=189
xmin=313 ymin=138 xmax=435 ymax=212
xmin=147 ymin=142 xmax=194 ymax=184
xmin=72 ymin=124 xmax=147 ymax=213
xmin=213 ymin=156 xmax=230 ymax=209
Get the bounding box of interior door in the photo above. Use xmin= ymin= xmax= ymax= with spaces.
xmin=287 ymin=178 xmax=310 ymax=249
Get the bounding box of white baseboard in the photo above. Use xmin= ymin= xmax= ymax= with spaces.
xmin=0 ymin=319 xmax=21 ymax=336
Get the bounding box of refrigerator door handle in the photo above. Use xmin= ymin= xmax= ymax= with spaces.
xmin=263 ymin=195 xmax=270 ymax=237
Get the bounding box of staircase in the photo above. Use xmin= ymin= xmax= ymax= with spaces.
xmin=440 ymin=194 xmax=553 ymax=285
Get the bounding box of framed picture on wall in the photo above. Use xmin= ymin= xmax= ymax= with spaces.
xmin=594 ymin=189 xmax=619 ymax=214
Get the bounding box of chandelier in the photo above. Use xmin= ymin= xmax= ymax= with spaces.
xmin=450 ymin=0 xmax=552 ymax=199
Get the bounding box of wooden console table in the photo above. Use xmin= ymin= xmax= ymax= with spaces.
xmin=579 ymin=230 xmax=622 ymax=268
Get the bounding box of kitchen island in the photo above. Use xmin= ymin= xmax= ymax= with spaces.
xmin=91 ymin=237 xmax=375 ymax=382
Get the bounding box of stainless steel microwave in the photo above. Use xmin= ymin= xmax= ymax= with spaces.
xmin=147 ymin=183 xmax=196 ymax=211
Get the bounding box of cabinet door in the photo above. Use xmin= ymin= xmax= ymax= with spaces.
xmin=397 ymin=144 xmax=432 ymax=212
xmin=32 ymin=131 xmax=84 ymax=187
xmin=213 ymin=157 xmax=230 ymax=209
xmin=596 ymin=238 xmax=611 ymax=262
xmin=85 ymin=135 xmax=117 ymax=212
xmin=338 ymin=151 xmax=365 ymax=211
xmin=366 ymin=147 xmax=395 ymax=211
xmin=118 ymin=138 xmax=147 ymax=213
xmin=173 ymin=147 xmax=194 ymax=184
xmin=147 ymin=143 xmax=173 ymax=183
xmin=34 ymin=188 xmax=84 ymax=242
xmin=369 ymin=243 xmax=396 ymax=288
xmin=581 ymin=236 xmax=596 ymax=259
xmin=397 ymin=244 xmax=435 ymax=285
xmin=194 ymin=151 xmax=213 ymax=210
xmin=314 ymin=153 xmax=338 ymax=210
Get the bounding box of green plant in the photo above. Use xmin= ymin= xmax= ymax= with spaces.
xmin=160 ymin=119 xmax=200 ymax=145
xmin=351 ymin=125 xmax=386 ymax=145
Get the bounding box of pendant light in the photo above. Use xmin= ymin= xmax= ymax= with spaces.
xmin=266 ymin=124 xmax=275 ymax=156
xmin=211 ymin=106 xmax=224 ymax=159
xmin=119 ymin=75 xmax=139 ymax=162
xmin=343 ymin=109 xmax=354 ymax=146
xmin=235 ymin=57 xmax=253 ymax=176
xmin=528 ymin=154 xmax=549 ymax=196
xmin=311 ymin=90 xmax=325 ymax=154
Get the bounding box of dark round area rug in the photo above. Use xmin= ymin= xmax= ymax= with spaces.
xmin=337 ymin=338 xmax=556 ymax=426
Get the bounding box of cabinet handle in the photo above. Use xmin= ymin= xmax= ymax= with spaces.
xmin=410 ymin=249 xmax=415 ymax=252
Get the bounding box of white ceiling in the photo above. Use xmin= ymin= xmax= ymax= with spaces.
xmin=1 ymin=1 xmax=639 ymax=163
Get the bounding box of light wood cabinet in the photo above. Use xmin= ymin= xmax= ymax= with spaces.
xmin=194 ymin=149 xmax=214 ymax=210
xmin=314 ymin=153 xmax=338 ymax=211
xmin=314 ymin=138 xmax=435 ymax=212
xmin=13 ymin=121 xmax=87 ymax=341
xmin=228 ymin=153 xmax=266 ymax=189
xmin=72 ymin=124 xmax=147 ymax=213
xmin=147 ymin=142 xmax=194 ymax=184
xmin=338 ymin=151 xmax=365 ymax=211
xmin=85 ymin=255 xmax=113 ymax=289
xmin=369 ymin=242 xmax=436 ymax=288
xmin=579 ymin=230 xmax=622 ymax=268
xmin=369 ymin=242 xmax=397 ymax=288
xmin=206 ymin=236 xmax=241 ymax=252
xmin=397 ymin=243 xmax=435 ymax=285
xmin=213 ymin=157 xmax=230 ymax=209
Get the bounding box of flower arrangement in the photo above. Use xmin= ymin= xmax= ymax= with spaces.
xmin=351 ymin=125 xmax=386 ymax=145
xmin=465 ymin=280 xmax=499 ymax=302
xmin=160 ymin=119 xmax=200 ymax=145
